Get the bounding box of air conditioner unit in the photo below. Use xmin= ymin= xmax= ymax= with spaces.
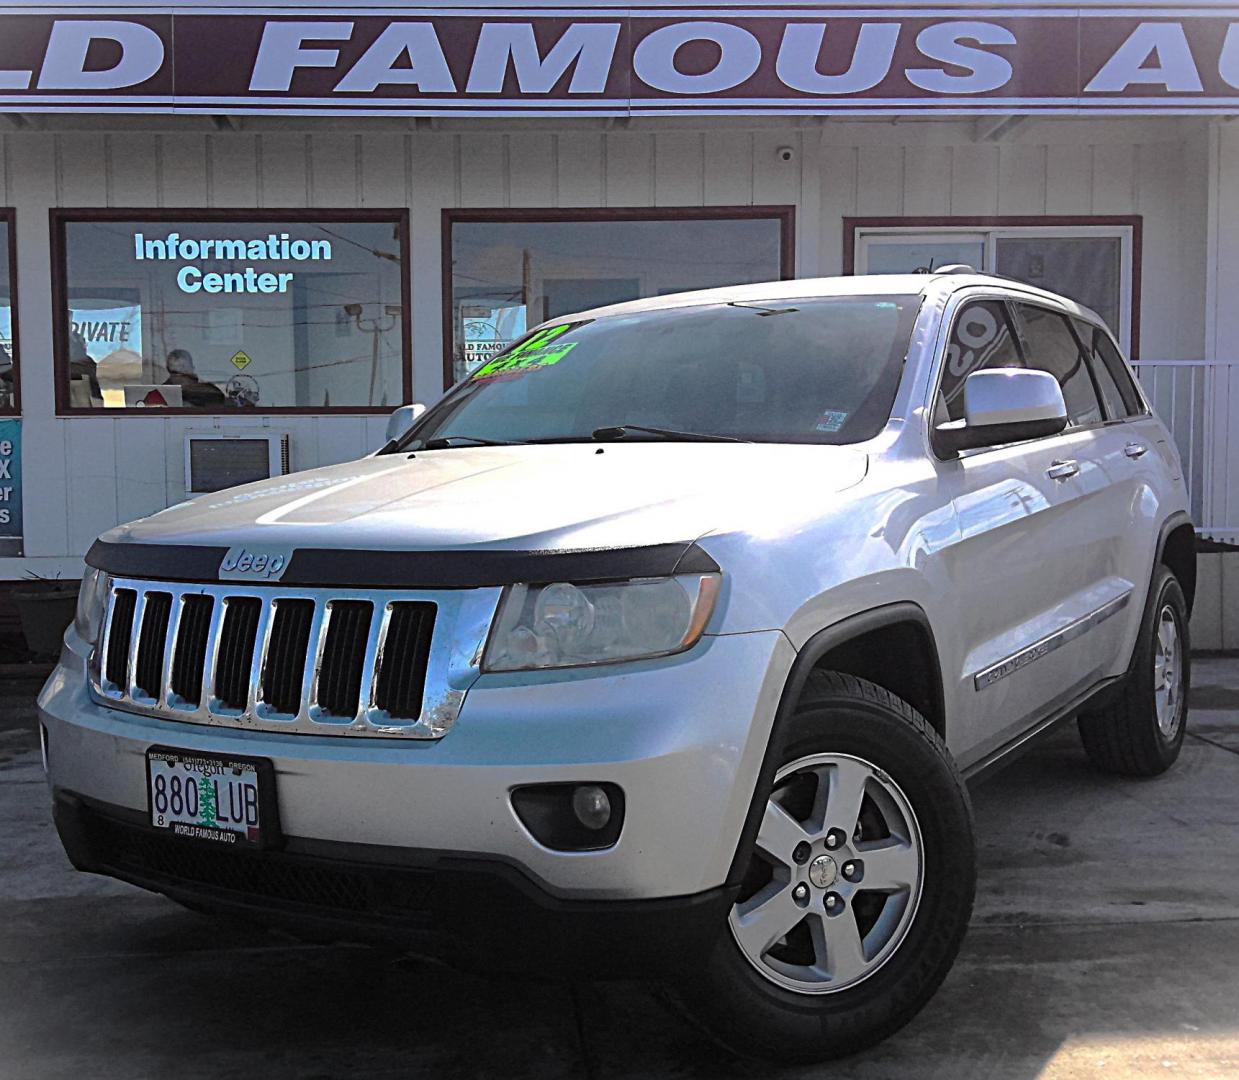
xmin=184 ymin=430 xmax=291 ymax=495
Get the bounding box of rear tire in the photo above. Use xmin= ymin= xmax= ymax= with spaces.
xmin=1077 ymin=565 xmax=1189 ymax=777
xmin=675 ymin=671 xmax=975 ymax=1063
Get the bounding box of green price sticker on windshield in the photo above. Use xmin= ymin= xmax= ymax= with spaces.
xmin=472 ymin=324 xmax=579 ymax=380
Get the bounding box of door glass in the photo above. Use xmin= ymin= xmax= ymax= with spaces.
xmin=864 ymin=240 xmax=985 ymax=275
xmin=996 ymin=236 xmax=1122 ymax=340
xmin=1014 ymin=304 xmax=1103 ymax=427
xmin=936 ymin=300 xmax=1024 ymax=425
xmin=1072 ymin=317 xmax=1129 ymax=419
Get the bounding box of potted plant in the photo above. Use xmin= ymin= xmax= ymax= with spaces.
xmin=11 ymin=573 xmax=80 ymax=659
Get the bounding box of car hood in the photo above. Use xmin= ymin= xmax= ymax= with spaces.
xmin=102 ymin=443 xmax=869 ymax=553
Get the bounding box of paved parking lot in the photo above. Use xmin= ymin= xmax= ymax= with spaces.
xmin=3 ymin=660 xmax=1239 ymax=1080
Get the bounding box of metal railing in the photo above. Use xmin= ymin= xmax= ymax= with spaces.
xmin=1132 ymin=359 xmax=1239 ymax=543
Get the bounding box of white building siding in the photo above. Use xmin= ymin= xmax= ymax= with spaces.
xmin=0 ymin=117 xmax=1212 ymax=578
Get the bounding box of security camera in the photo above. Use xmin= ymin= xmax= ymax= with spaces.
xmin=775 ymin=146 xmax=796 ymax=163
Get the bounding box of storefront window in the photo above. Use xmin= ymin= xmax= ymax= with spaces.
xmin=446 ymin=209 xmax=793 ymax=385
xmin=851 ymin=218 xmax=1138 ymax=354
xmin=53 ymin=212 xmax=409 ymax=413
xmin=0 ymin=212 xmax=16 ymax=413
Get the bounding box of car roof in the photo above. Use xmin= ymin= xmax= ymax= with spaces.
xmin=550 ymin=272 xmax=1105 ymax=329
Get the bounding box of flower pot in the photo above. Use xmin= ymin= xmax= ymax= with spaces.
xmin=11 ymin=586 xmax=78 ymax=659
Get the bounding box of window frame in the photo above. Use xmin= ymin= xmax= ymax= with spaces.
xmin=442 ymin=206 xmax=797 ymax=391
xmin=49 ymin=207 xmax=413 ymax=417
xmin=0 ymin=208 xmax=19 ymax=416
xmin=844 ymin=215 xmax=1142 ymax=359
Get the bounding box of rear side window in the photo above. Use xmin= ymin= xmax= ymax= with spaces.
xmin=1013 ymin=303 xmax=1103 ymax=427
xmin=1073 ymin=318 xmax=1145 ymax=418
xmin=936 ymin=299 xmax=1024 ymax=424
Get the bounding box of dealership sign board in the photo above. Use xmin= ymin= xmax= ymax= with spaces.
xmin=2 ymin=6 xmax=1239 ymax=116
xmin=0 ymin=420 xmax=21 ymax=557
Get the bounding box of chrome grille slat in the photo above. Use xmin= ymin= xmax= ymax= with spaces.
xmin=133 ymin=591 xmax=173 ymax=701
xmin=104 ymin=588 xmax=137 ymax=692
xmin=89 ymin=577 xmax=500 ymax=740
xmin=170 ymin=594 xmax=213 ymax=707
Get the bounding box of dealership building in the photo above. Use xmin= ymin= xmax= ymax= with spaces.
xmin=1 ymin=0 xmax=1238 ymax=647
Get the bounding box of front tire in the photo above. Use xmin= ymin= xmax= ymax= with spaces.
xmin=1077 ymin=565 xmax=1190 ymax=777
xmin=676 ymin=672 xmax=975 ymax=1063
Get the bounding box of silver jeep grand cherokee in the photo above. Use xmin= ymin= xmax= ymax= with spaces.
xmin=40 ymin=271 xmax=1194 ymax=1063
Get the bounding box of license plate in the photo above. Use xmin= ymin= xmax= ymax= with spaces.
xmin=145 ymin=747 xmax=277 ymax=848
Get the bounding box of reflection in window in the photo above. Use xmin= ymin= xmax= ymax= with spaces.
xmin=448 ymin=214 xmax=788 ymax=383
xmin=0 ymin=220 xmax=13 ymax=411
xmin=57 ymin=217 xmax=407 ymax=411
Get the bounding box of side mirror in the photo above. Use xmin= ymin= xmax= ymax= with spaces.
xmin=935 ymin=369 xmax=1067 ymax=454
xmin=385 ymin=402 xmax=426 ymax=444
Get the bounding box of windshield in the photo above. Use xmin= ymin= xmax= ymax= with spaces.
xmin=401 ymin=295 xmax=921 ymax=449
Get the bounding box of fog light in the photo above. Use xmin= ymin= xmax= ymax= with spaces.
xmin=572 ymin=784 xmax=611 ymax=831
xmin=510 ymin=782 xmax=625 ymax=851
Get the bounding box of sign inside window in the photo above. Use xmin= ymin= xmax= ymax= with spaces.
xmin=134 ymin=232 xmax=333 ymax=294
xmin=0 ymin=420 xmax=21 ymax=556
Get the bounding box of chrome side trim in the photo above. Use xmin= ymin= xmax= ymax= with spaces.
xmin=973 ymin=591 xmax=1132 ymax=691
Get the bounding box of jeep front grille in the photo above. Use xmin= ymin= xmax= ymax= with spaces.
xmin=90 ymin=577 xmax=499 ymax=739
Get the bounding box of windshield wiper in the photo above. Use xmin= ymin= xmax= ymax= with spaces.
xmin=421 ymin=435 xmax=525 ymax=450
xmin=591 ymin=424 xmax=747 ymax=444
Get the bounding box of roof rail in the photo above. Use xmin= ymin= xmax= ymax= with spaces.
xmin=932 ymin=263 xmax=978 ymax=275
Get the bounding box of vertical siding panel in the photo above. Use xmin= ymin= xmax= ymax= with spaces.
xmin=653 ymin=131 xmax=703 ymax=206
xmin=0 ymin=133 xmax=8 ymax=204
xmin=314 ymin=416 xmax=367 ymax=466
xmin=208 ymin=134 xmax=260 ymax=208
xmin=1044 ymin=143 xmax=1091 ymax=214
xmin=457 ymin=132 xmax=506 ymax=206
xmin=1175 ymin=133 xmax=1210 ymax=361
xmin=158 ymin=134 xmax=209 ymax=206
xmin=10 ymin=133 xmax=69 ymax=556
xmin=820 ymin=144 xmax=858 ymax=277
xmin=855 ymin=146 xmax=902 ymax=217
xmin=1135 ymin=141 xmax=1180 ymax=360
xmin=65 ymin=419 xmax=118 ymax=554
xmin=115 ymin=420 xmax=169 ymax=525
xmin=949 ymin=144 xmax=999 ymax=215
xmin=56 ymin=134 xmax=109 ymax=205
xmin=604 ymin=131 xmax=653 ymax=206
xmin=902 ymin=146 xmax=951 ymax=217
xmin=996 ymin=145 xmax=1047 ymax=215
xmin=1091 ymin=144 xmax=1136 ymax=213
xmin=107 ymin=133 xmax=160 ymax=206
xmin=307 ymin=133 xmax=358 ymax=207
xmin=752 ymin=132 xmax=800 ymax=208
xmin=360 ymin=132 xmax=406 ymax=208
xmin=508 ymin=132 xmax=556 ymax=207
xmin=556 ymin=133 xmax=603 ymax=206
xmin=258 ymin=133 xmax=309 ymax=207
xmin=796 ymin=133 xmax=822 ymax=278
xmin=410 ymin=132 xmax=455 ymax=396
xmin=703 ymin=131 xmax=752 ymax=206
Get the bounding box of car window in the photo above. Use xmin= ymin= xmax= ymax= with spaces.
xmin=1075 ymin=319 xmax=1145 ymax=418
xmin=936 ymin=299 xmax=1024 ymax=425
xmin=1013 ymin=303 xmax=1103 ymax=427
xmin=404 ymin=295 xmax=922 ymax=448
xmin=1070 ymin=317 xmax=1128 ymax=419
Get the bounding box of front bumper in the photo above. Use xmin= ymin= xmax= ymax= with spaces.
xmin=40 ymin=627 xmax=793 ymax=902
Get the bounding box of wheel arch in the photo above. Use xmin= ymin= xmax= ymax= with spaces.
xmin=1157 ymin=512 xmax=1197 ymax=617
xmin=725 ymin=603 xmax=946 ymax=887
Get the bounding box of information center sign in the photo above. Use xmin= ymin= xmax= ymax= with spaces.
xmin=1 ymin=6 xmax=1239 ymax=116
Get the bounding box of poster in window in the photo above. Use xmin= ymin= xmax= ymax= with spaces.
xmin=462 ymin=304 xmax=527 ymax=369
xmin=0 ymin=419 xmax=21 ymax=556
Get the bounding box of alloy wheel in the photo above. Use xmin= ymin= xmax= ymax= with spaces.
xmin=728 ymin=752 xmax=924 ymax=994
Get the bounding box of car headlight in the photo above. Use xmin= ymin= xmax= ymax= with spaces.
xmin=483 ymin=574 xmax=721 ymax=672
xmin=74 ymin=568 xmax=109 ymax=645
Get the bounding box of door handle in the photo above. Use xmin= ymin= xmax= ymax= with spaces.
xmin=1124 ymin=442 xmax=1148 ymax=459
xmin=1046 ymin=459 xmax=1080 ymax=481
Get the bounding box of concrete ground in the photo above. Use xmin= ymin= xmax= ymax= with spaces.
xmin=3 ymin=661 xmax=1239 ymax=1080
